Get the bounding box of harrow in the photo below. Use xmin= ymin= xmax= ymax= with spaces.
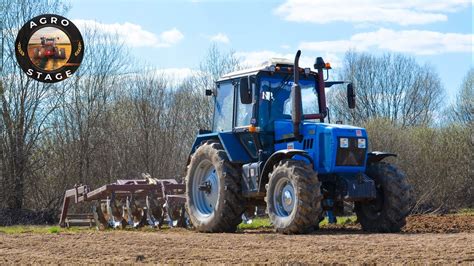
xmin=59 ymin=174 xmax=188 ymax=229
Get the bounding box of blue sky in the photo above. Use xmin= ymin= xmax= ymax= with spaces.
xmin=69 ymin=0 xmax=473 ymax=103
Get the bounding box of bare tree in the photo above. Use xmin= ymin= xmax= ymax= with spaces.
xmin=192 ymin=44 xmax=242 ymax=130
xmin=0 ymin=0 xmax=69 ymax=209
xmin=197 ymin=43 xmax=242 ymax=87
xmin=450 ymin=68 xmax=473 ymax=125
xmin=24 ymin=25 xmax=130 ymax=210
xmin=329 ymin=51 xmax=443 ymax=127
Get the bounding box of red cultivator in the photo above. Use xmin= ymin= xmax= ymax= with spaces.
xmin=59 ymin=174 xmax=188 ymax=229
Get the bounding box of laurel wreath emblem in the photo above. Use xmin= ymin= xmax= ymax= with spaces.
xmin=74 ymin=41 xmax=82 ymax=56
xmin=17 ymin=42 xmax=25 ymax=56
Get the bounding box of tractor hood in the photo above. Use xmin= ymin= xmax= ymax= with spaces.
xmin=274 ymin=120 xmax=368 ymax=174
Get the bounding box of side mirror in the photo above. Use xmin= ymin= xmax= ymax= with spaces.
xmin=205 ymin=89 xmax=213 ymax=96
xmin=239 ymin=77 xmax=252 ymax=104
xmin=347 ymin=83 xmax=356 ymax=109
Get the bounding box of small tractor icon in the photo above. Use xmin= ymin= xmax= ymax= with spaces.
xmin=33 ymin=37 xmax=66 ymax=59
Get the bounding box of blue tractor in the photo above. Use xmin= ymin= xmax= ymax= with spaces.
xmin=185 ymin=50 xmax=412 ymax=234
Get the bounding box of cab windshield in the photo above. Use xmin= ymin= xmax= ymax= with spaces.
xmin=258 ymin=73 xmax=319 ymax=131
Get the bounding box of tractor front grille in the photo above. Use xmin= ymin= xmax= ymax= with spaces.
xmin=303 ymin=138 xmax=314 ymax=149
xmin=335 ymin=137 xmax=366 ymax=166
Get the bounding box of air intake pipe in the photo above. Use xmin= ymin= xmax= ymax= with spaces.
xmin=291 ymin=50 xmax=303 ymax=141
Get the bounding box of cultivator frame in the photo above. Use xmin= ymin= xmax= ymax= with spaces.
xmin=59 ymin=174 xmax=188 ymax=229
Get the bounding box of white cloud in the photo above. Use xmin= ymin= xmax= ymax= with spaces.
xmin=73 ymin=19 xmax=184 ymax=48
xmin=280 ymin=44 xmax=291 ymax=49
xmin=235 ymin=50 xmax=341 ymax=70
xmin=153 ymin=67 xmax=199 ymax=80
xmin=299 ymin=28 xmax=473 ymax=55
xmin=210 ymin=33 xmax=230 ymax=44
xmin=275 ymin=0 xmax=471 ymax=26
xmin=146 ymin=68 xmax=201 ymax=87
xmin=120 ymin=68 xmax=200 ymax=88
xmin=159 ymin=29 xmax=185 ymax=46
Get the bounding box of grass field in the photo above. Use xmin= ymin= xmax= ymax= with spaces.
xmin=0 ymin=210 xmax=472 ymax=234
xmin=0 ymin=216 xmax=356 ymax=234
xmin=237 ymin=215 xmax=357 ymax=230
xmin=0 ymin=215 xmax=357 ymax=234
xmin=0 ymin=225 xmax=91 ymax=234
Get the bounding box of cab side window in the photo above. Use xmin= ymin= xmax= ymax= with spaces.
xmin=213 ymin=81 xmax=234 ymax=132
xmin=235 ymin=81 xmax=253 ymax=127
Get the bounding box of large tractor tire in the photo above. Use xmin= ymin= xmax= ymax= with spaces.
xmin=58 ymin=48 xmax=66 ymax=59
xmin=38 ymin=49 xmax=44 ymax=59
xmin=355 ymin=162 xmax=413 ymax=233
xmin=33 ymin=48 xmax=40 ymax=59
xmin=185 ymin=140 xmax=244 ymax=232
xmin=265 ymin=159 xmax=322 ymax=234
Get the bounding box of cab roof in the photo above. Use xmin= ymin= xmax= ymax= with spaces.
xmin=217 ymin=58 xmax=296 ymax=82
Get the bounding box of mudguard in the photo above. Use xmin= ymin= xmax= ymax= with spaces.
xmin=259 ymin=149 xmax=313 ymax=192
xmin=367 ymin=151 xmax=397 ymax=163
xmin=188 ymin=132 xmax=252 ymax=164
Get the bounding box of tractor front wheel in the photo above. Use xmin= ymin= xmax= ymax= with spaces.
xmin=266 ymin=159 xmax=322 ymax=234
xmin=185 ymin=140 xmax=244 ymax=232
xmin=355 ymin=162 xmax=413 ymax=232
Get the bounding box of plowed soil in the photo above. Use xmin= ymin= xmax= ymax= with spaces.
xmin=0 ymin=215 xmax=473 ymax=264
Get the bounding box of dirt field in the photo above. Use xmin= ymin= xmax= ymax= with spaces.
xmin=0 ymin=215 xmax=473 ymax=264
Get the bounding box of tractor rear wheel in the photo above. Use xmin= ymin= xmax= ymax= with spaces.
xmin=185 ymin=140 xmax=244 ymax=232
xmin=33 ymin=48 xmax=39 ymax=59
xmin=355 ymin=162 xmax=413 ymax=232
xmin=266 ymin=159 xmax=322 ymax=234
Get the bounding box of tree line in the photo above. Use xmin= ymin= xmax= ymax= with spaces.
xmin=329 ymin=52 xmax=473 ymax=212
xmin=0 ymin=0 xmax=472 ymax=216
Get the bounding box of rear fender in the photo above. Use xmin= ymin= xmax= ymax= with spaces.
xmin=187 ymin=132 xmax=219 ymax=165
xmin=187 ymin=131 xmax=252 ymax=165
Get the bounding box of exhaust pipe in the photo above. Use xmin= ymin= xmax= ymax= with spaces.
xmin=314 ymin=57 xmax=327 ymax=120
xmin=291 ymin=50 xmax=303 ymax=141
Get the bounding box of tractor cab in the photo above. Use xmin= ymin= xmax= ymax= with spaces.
xmin=40 ymin=37 xmax=58 ymax=46
xmin=186 ymin=51 xmax=412 ymax=234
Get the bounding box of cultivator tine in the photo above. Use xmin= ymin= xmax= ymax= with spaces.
xmin=105 ymin=193 xmax=127 ymax=229
xmin=137 ymin=208 xmax=149 ymax=227
xmin=165 ymin=196 xmax=188 ymax=228
xmin=124 ymin=194 xmax=146 ymax=228
xmin=60 ymin=174 xmax=189 ymax=230
xmin=146 ymin=194 xmax=164 ymax=228
xmin=92 ymin=202 xmax=109 ymax=230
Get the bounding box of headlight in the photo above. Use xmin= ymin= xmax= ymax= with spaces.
xmin=358 ymin=138 xmax=366 ymax=149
